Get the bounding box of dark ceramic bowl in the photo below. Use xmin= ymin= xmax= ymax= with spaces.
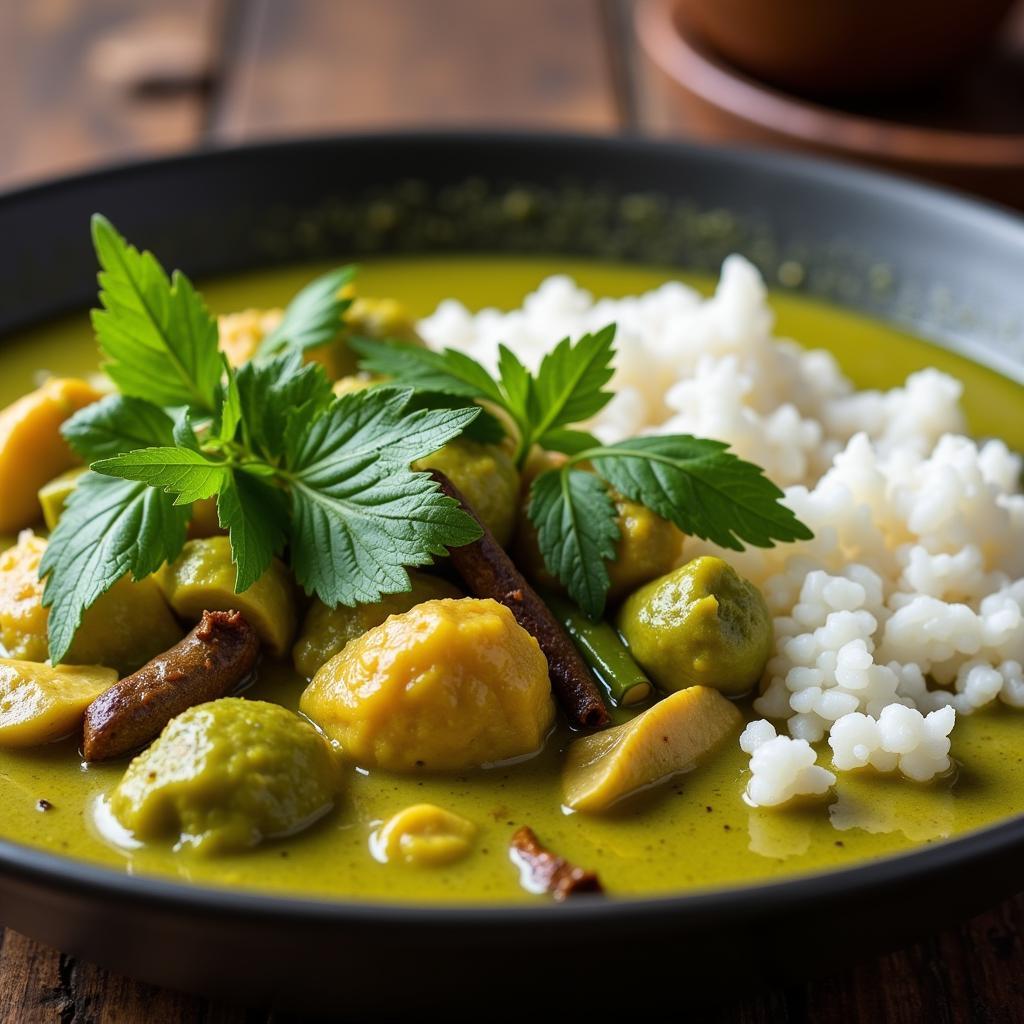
xmin=1 ymin=134 xmax=1023 ymax=1015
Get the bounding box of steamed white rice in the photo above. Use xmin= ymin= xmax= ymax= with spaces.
xmin=419 ymin=257 xmax=1024 ymax=809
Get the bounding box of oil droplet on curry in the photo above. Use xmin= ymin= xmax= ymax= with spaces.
xmin=0 ymin=257 xmax=1022 ymax=904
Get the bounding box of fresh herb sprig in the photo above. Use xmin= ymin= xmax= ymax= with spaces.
xmin=40 ymin=216 xmax=482 ymax=663
xmin=354 ymin=331 xmax=813 ymax=619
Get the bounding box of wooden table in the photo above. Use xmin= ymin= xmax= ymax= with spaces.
xmin=1 ymin=2 xmax=1022 ymax=1020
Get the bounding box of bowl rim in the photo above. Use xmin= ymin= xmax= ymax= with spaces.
xmin=1 ymin=128 xmax=1023 ymax=929
xmin=636 ymin=0 xmax=1024 ymax=168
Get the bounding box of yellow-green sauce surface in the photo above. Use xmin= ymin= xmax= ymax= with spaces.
xmin=1 ymin=257 xmax=1022 ymax=904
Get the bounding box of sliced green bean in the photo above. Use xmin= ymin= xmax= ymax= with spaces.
xmin=543 ymin=593 xmax=652 ymax=707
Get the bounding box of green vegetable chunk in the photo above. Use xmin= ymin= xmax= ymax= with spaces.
xmin=544 ymin=592 xmax=651 ymax=706
xmin=109 ymin=698 xmax=339 ymax=855
xmin=618 ymin=556 xmax=772 ymax=697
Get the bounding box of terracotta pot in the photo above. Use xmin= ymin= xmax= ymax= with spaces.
xmin=676 ymin=0 xmax=1016 ymax=98
xmin=635 ymin=0 xmax=1024 ymax=209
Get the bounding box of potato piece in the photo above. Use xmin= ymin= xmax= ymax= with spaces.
xmin=292 ymin=571 xmax=461 ymax=678
xmin=562 ymin=686 xmax=743 ymax=813
xmin=38 ymin=467 xmax=87 ymax=531
xmin=372 ymin=804 xmax=476 ymax=866
xmin=0 ymin=533 xmax=181 ymax=674
xmin=109 ymin=698 xmax=339 ymax=854
xmin=301 ymin=598 xmax=555 ymax=772
xmin=0 ymin=660 xmax=117 ymax=747
xmin=0 ymin=377 xmax=102 ymax=533
xmin=158 ymin=536 xmax=296 ymax=657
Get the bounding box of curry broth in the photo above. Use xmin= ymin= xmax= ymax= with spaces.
xmin=1 ymin=257 xmax=1022 ymax=904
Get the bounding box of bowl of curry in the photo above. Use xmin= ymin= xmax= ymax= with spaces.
xmin=0 ymin=134 xmax=1022 ymax=1013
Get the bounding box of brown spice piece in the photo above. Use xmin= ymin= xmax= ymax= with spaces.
xmin=430 ymin=470 xmax=609 ymax=730
xmin=82 ymin=610 xmax=260 ymax=762
xmin=510 ymin=826 xmax=603 ymax=901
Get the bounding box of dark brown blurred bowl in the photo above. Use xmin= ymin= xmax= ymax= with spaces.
xmin=676 ymin=0 xmax=1016 ymax=98
xmin=635 ymin=0 xmax=1024 ymax=208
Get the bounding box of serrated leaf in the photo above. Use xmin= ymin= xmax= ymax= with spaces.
xmin=235 ymin=351 xmax=334 ymax=460
xmin=217 ymin=362 xmax=242 ymax=443
xmin=61 ymin=394 xmax=177 ymax=462
xmin=256 ymin=266 xmax=356 ymax=358
xmin=40 ymin=472 xmax=190 ymax=663
xmin=90 ymin=215 xmax=221 ymax=413
xmin=217 ymin=469 xmax=288 ymax=592
xmin=531 ymin=324 xmax=617 ymax=436
xmin=285 ymin=388 xmax=483 ymax=606
xmin=528 ymin=467 xmax=619 ymax=619
xmin=351 ymin=336 xmax=504 ymax=405
xmin=589 ymin=435 xmax=814 ymax=551
xmin=93 ymin=447 xmax=229 ymax=506
xmin=537 ymin=427 xmax=601 ymax=456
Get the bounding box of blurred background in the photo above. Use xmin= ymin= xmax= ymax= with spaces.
xmin=3 ymin=0 xmax=1024 ymax=204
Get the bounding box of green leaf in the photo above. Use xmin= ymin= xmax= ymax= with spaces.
xmin=40 ymin=472 xmax=190 ymax=663
xmin=588 ymin=435 xmax=814 ymax=551
xmin=537 ymin=427 xmax=601 ymax=456
xmin=61 ymin=394 xmax=178 ymax=462
xmin=93 ymin=447 xmax=230 ymax=506
xmin=90 ymin=214 xmax=222 ymax=414
xmin=256 ymin=266 xmax=356 ymax=359
xmin=235 ymin=351 xmax=335 ymax=460
xmin=383 ymin=387 xmax=506 ymax=445
xmin=217 ymin=363 xmax=242 ymax=444
xmin=496 ymin=343 xmax=533 ymax=421
xmin=530 ymin=324 xmax=617 ymax=437
xmin=285 ymin=388 xmax=483 ymax=606
xmin=528 ymin=467 xmax=619 ymax=619
xmin=217 ymin=469 xmax=288 ymax=592
xmin=351 ymin=336 xmax=504 ymax=405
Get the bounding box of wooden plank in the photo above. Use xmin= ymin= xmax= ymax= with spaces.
xmin=212 ymin=0 xmax=620 ymax=139
xmin=0 ymin=0 xmax=225 ymax=190
xmin=0 ymin=932 xmax=257 ymax=1024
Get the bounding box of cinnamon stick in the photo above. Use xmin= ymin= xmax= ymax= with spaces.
xmin=510 ymin=826 xmax=603 ymax=900
xmin=430 ymin=470 xmax=610 ymax=730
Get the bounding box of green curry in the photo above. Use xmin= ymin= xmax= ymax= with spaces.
xmin=0 ymin=256 xmax=1022 ymax=904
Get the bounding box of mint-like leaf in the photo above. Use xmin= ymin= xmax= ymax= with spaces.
xmin=90 ymin=215 xmax=221 ymax=414
xmin=589 ymin=435 xmax=814 ymax=551
xmin=62 ymin=394 xmax=177 ymax=462
xmin=529 ymin=467 xmax=619 ymax=619
xmin=351 ymin=337 xmax=504 ymax=405
xmin=256 ymin=266 xmax=356 ymax=359
xmin=284 ymin=388 xmax=483 ymax=606
xmin=40 ymin=473 xmax=190 ymax=663
xmin=93 ymin=447 xmax=229 ymax=506
xmin=217 ymin=469 xmax=288 ymax=592
xmin=529 ymin=325 xmax=616 ymax=436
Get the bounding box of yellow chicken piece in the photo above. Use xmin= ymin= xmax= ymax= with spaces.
xmin=158 ymin=536 xmax=297 ymax=657
xmin=372 ymin=804 xmax=477 ymax=866
xmin=0 ymin=377 xmax=101 ymax=533
xmin=292 ymin=571 xmax=461 ymax=679
xmin=301 ymin=598 xmax=555 ymax=772
xmin=562 ymin=686 xmax=743 ymax=813
xmin=0 ymin=660 xmax=117 ymax=747
xmin=0 ymin=533 xmax=181 ymax=674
